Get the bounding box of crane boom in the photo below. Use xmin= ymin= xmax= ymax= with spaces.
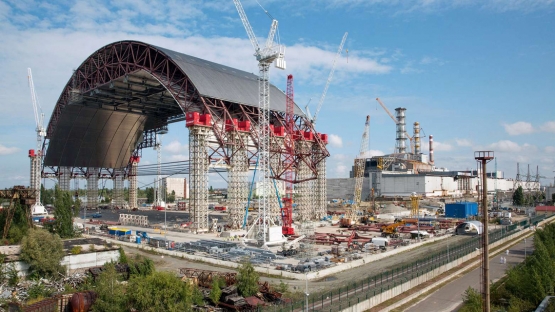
xmin=346 ymin=115 xmax=370 ymax=222
xmin=233 ymin=0 xmax=260 ymax=52
xmin=312 ymin=32 xmax=348 ymax=124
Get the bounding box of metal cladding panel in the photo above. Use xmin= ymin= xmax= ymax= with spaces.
xmin=44 ymin=105 xmax=146 ymax=168
xmin=153 ymin=45 xmax=305 ymax=116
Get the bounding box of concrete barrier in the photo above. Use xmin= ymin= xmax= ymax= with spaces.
xmin=341 ymin=215 xmax=555 ymax=312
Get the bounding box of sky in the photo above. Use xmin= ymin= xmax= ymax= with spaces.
xmin=0 ymin=0 xmax=554 ymax=190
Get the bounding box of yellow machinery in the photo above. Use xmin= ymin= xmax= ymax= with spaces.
xmin=410 ymin=193 xmax=421 ymax=217
xmin=380 ymin=221 xmax=406 ymax=237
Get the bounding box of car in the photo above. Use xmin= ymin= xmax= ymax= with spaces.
xmin=92 ymin=212 xmax=102 ymax=218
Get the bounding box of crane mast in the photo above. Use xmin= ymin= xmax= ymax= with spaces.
xmin=27 ymin=68 xmax=45 ymax=206
xmin=346 ymin=115 xmax=370 ymax=222
xmin=233 ymin=0 xmax=285 ymax=245
xmin=282 ymin=74 xmax=295 ymax=235
xmin=311 ymin=32 xmax=348 ymax=125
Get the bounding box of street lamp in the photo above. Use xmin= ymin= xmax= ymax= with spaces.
xmin=305 ymin=272 xmax=309 ymax=312
xmin=524 ymin=238 xmax=527 ymax=259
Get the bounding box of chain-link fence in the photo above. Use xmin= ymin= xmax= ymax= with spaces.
xmin=263 ymin=215 xmax=546 ymax=312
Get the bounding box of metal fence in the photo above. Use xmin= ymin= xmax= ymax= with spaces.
xmin=264 ymin=215 xmax=546 ymax=312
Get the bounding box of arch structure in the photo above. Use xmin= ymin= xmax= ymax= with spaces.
xmin=42 ymin=40 xmax=329 ymax=231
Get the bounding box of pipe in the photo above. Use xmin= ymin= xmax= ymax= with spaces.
xmin=429 ymin=135 xmax=434 ymax=165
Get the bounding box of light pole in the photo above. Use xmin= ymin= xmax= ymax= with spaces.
xmin=524 ymin=238 xmax=527 ymax=259
xmin=305 ymin=272 xmax=309 ymax=312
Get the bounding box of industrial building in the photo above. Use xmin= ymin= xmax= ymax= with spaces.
xmin=164 ymin=177 xmax=188 ymax=199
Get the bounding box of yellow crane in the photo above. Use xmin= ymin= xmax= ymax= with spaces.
xmin=345 ymin=115 xmax=370 ymax=224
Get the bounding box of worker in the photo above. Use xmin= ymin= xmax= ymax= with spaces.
xmin=506 ymin=249 xmax=509 ymax=255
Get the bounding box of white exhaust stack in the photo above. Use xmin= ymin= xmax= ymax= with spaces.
xmin=429 ymin=135 xmax=434 ymax=165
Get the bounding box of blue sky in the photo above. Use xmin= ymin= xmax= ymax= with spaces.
xmin=0 ymin=0 xmax=554 ymax=189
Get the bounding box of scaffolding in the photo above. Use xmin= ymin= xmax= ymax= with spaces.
xmin=314 ymin=153 xmax=327 ymax=220
xmin=296 ymin=141 xmax=312 ymax=222
xmin=58 ymin=167 xmax=71 ymax=191
xmin=114 ymin=168 xmax=125 ymax=208
xmin=189 ymin=126 xmax=210 ymax=232
xmin=228 ymin=132 xmax=249 ymax=229
xmin=86 ymin=168 xmax=98 ymax=210
xmin=128 ymin=157 xmax=139 ymax=209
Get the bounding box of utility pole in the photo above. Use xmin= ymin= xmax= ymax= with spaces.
xmin=475 ymin=151 xmax=494 ymax=312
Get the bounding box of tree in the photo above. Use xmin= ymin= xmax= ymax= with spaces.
xmin=0 ymin=200 xmax=30 ymax=244
xmin=91 ymin=263 xmax=128 ymax=312
xmin=459 ymin=287 xmax=481 ymax=312
xmin=145 ymin=187 xmax=154 ymax=204
xmin=209 ymin=277 xmax=224 ymax=305
xmin=53 ymin=186 xmax=76 ymax=238
xmin=20 ymin=228 xmax=65 ymax=279
xmin=167 ymin=190 xmax=176 ymax=203
xmin=127 ymin=271 xmax=193 ymax=312
xmin=192 ymin=285 xmax=205 ymax=306
xmin=513 ymin=186 xmax=524 ymax=206
xmin=237 ymin=261 xmax=259 ymax=297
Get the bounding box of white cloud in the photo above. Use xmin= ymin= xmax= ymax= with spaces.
xmin=335 ymin=164 xmax=348 ymax=176
xmin=362 ymin=150 xmax=385 ymax=157
xmin=455 ymin=139 xmax=472 ymax=147
xmin=488 ymin=140 xmax=536 ymax=153
xmin=545 ymin=146 xmax=555 ymax=153
xmin=328 ymin=134 xmax=343 ymax=148
xmin=163 ymin=140 xmax=188 ymax=154
xmin=420 ymin=56 xmax=445 ymax=65
xmin=540 ymin=121 xmax=555 ymax=133
xmin=167 ymin=154 xmax=189 ymax=162
xmin=0 ymin=144 xmax=19 ymax=155
xmin=503 ymin=121 xmax=535 ymax=135
xmin=433 ymin=141 xmax=453 ymax=151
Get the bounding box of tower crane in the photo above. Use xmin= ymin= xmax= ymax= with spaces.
xmin=233 ymin=0 xmax=286 ymax=245
xmin=375 ymin=97 xmax=414 ymax=154
xmin=27 ymin=68 xmax=46 ymax=209
xmin=345 ymin=115 xmax=370 ymax=224
xmin=307 ymin=32 xmax=348 ymax=125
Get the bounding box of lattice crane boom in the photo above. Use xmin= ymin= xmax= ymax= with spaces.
xmin=233 ymin=0 xmax=260 ymax=53
xmin=346 ymin=115 xmax=370 ymax=222
xmin=312 ymin=32 xmax=348 ymax=125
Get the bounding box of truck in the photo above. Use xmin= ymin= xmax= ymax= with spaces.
xmin=371 ymin=237 xmax=389 ymax=247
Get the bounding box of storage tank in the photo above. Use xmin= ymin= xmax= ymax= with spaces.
xmin=445 ymin=202 xmax=478 ymax=219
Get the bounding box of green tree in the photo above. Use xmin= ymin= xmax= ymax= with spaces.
xmin=167 ymin=190 xmax=176 ymax=203
xmin=145 ymin=187 xmax=154 ymax=204
xmin=91 ymin=263 xmax=128 ymax=312
xmin=513 ymin=186 xmax=524 ymax=206
xmin=118 ymin=247 xmax=128 ymax=264
xmin=0 ymin=200 xmax=31 ymax=244
xmin=127 ymin=271 xmax=192 ymax=312
xmin=209 ymin=277 xmax=223 ymax=305
xmin=20 ymin=228 xmax=65 ymax=279
xmin=237 ymin=261 xmax=259 ymax=297
xmin=192 ymin=285 xmax=205 ymax=306
xmin=459 ymin=287 xmax=482 ymax=312
xmin=53 ymin=186 xmax=76 ymax=238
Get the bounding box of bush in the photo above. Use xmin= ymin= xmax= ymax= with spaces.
xmin=237 ymin=261 xmax=259 ymax=297
xmin=70 ymin=246 xmax=83 ymax=255
xmin=20 ymin=228 xmax=65 ymax=279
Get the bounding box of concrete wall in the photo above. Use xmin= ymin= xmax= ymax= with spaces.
xmin=6 ymin=249 xmax=119 ymax=276
xmin=327 ymin=178 xmax=371 ymax=201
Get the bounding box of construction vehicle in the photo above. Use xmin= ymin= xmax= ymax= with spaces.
xmin=380 ymin=220 xmax=406 ymax=238
xmin=277 ymin=235 xmax=305 ymax=256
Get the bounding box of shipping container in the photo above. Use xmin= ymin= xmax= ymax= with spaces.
xmin=445 ymin=202 xmax=478 ymax=219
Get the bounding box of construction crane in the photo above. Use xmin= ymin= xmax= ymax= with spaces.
xmin=375 ymin=97 xmax=414 ymax=154
xmin=27 ymin=68 xmax=45 ymax=208
xmin=306 ymin=32 xmax=348 ymax=125
xmin=345 ymin=115 xmax=370 ymax=224
xmin=281 ymin=74 xmax=295 ymax=235
xmin=233 ymin=0 xmax=286 ymax=245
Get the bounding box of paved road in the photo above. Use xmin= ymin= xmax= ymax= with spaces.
xmin=406 ymin=235 xmax=534 ymax=312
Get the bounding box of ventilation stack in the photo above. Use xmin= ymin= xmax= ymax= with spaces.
xmin=395 ymin=108 xmax=407 ymax=154
xmin=413 ymin=122 xmax=421 ymax=155
xmin=429 ymin=135 xmax=434 ymax=165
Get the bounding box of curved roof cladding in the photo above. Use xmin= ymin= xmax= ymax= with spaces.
xmin=44 ymin=41 xmax=307 ymax=169
xmin=153 ymin=44 xmax=304 ymax=116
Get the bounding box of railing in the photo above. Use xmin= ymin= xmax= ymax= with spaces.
xmin=263 ymin=215 xmax=546 ymax=312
